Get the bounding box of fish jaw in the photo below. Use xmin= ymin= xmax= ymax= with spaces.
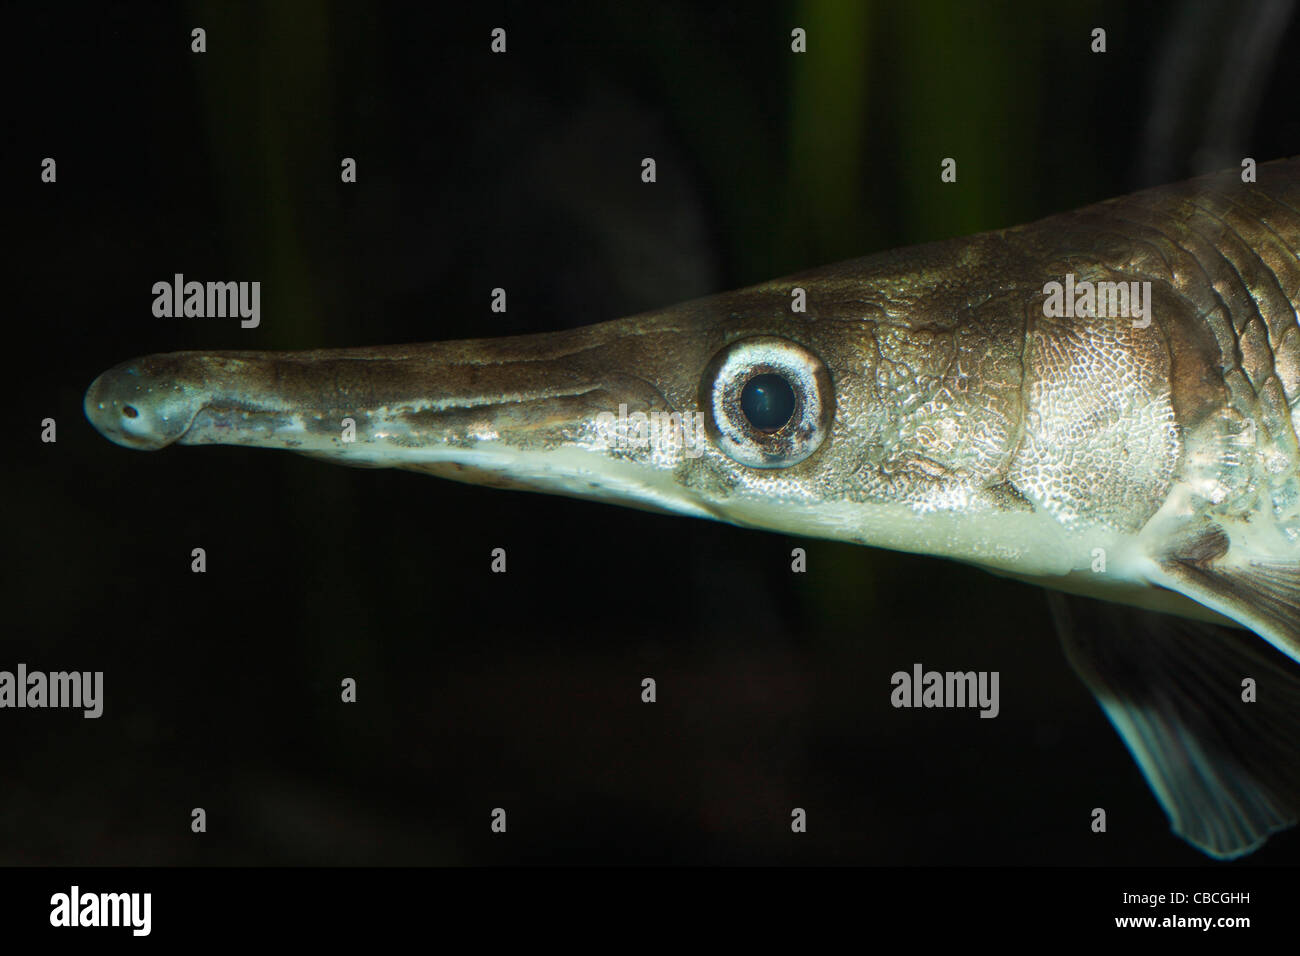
xmin=82 ymin=319 xmax=731 ymax=522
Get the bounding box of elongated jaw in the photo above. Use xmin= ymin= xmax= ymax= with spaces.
xmin=81 ymin=320 xmax=748 ymax=522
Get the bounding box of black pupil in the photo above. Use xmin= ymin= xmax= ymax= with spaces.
xmin=740 ymin=374 xmax=796 ymax=431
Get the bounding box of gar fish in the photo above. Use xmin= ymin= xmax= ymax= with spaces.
xmin=85 ymin=158 xmax=1300 ymax=859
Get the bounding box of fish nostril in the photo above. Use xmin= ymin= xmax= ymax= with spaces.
xmin=122 ymin=405 xmax=139 ymax=419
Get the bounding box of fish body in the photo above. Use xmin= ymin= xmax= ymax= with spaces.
xmin=85 ymin=159 xmax=1300 ymax=858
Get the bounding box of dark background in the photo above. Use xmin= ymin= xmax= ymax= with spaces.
xmin=5 ymin=0 xmax=1300 ymax=864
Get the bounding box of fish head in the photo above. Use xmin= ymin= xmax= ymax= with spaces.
xmin=83 ymin=235 xmax=1037 ymax=562
xmin=84 ymin=353 xmax=214 ymax=451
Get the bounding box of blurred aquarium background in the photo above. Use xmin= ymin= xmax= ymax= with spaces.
xmin=5 ymin=0 xmax=1300 ymax=864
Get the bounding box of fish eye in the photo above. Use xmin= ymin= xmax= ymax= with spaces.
xmin=701 ymin=336 xmax=833 ymax=468
xmin=740 ymin=374 xmax=796 ymax=431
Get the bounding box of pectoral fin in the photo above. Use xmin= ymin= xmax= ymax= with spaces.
xmin=1049 ymin=592 xmax=1300 ymax=858
xmin=1154 ymin=542 xmax=1300 ymax=662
